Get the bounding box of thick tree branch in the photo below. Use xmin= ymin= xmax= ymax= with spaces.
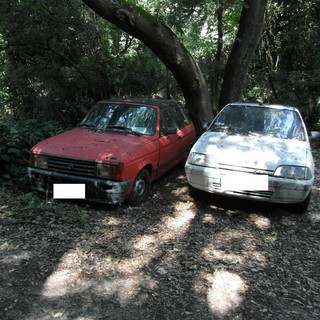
xmin=82 ymin=0 xmax=214 ymax=135
xmin=219 ymin=0 xmax=268 ymax=109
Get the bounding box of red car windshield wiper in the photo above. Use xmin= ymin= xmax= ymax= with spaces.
xmin=78 ymin=123 xmax=97 ymax=129
xmin=105 ymin=126 xmax=141 ymax=136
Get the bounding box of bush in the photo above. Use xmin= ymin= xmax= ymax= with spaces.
xmin=0 ymin=118 xmax=64 ymax=188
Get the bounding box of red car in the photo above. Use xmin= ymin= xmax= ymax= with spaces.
xmin=28 ymin=99 xmax=196 ymax=205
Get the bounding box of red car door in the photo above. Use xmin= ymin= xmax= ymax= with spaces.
xmin=157 ymin=107 xmax=183 ymax=176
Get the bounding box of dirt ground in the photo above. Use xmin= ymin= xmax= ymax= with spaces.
xmin=0 ymin=145 xmax=320 ymax=320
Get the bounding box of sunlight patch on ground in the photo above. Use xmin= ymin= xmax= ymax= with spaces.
xmin=202 ymin=213 xmax=216 ymax=224
xmin=202 ymin=246 xmax=266 ymax=268
xmin=309 ymin=212 xmax=320 ymax=222
xmin=249 ymin=214 xmax=271 ymax=230
xmin=170 ymin=185 xmax=189 ymax=196
xmin=42 ymin=268 xmax=87 ymax=297
xmin=206 ymin=271 xmax=247 ymax=316
xmin=102 ymin=216 xmax=123 ymax=226
xmin=1 ymin=250 xmax=34 ymax=264
xmin=201 ymin=230 xmax=267 ymax=267
xmin=202 ymin=249 xmax=244 ymax=265
xmin=132 ymin=201 xmax=196 ymax=249
xmin=132 ymin=235 xmax=157 ymax=251
xmin=93 ymin=276 xmax=149 ymax=306
xmin=42 ymin=202 xmax=196 ymax=304
xmin=195 ymin=271 xmax=248 ymax=317
xmin=164 ymin=205 xmax=195 ymax=231
xmin=117 ymin=201 xmax=196 ymax=274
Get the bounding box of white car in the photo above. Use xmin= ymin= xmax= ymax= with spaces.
xmin=185 ymin=103 xmax=315 ymax=213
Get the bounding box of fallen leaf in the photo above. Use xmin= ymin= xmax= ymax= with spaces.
xmin=54 ymin=312 xmax=64 ymax=318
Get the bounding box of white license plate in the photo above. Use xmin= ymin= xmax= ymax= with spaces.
xmin=221 ymin=174 xmax=268 ymax=191
xmin=53 ymin=184 xmax=86 ymax=199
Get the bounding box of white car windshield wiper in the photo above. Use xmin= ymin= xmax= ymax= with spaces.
xmin=211 ymin=125 xmax=239 ymax=134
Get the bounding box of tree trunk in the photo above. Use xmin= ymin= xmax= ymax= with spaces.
xmin=82 ymin=0 xmax=214 ymax=136
xmin=219 ymin=0 xmax=268 ymax=110
xmin=211 ymin=3 xmax=223 ymax=111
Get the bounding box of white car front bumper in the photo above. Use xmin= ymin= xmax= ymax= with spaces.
xmin=185 ymin=164 xmax=313 ymax=204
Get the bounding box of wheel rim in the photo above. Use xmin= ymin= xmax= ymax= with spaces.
xmin=133 ymin=176 xmax=146 ymax=199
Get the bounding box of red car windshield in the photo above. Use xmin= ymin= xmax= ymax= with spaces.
xmin=79 ymin=103 xmax=157 ymax=136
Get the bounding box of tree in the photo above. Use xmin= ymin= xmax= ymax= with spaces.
xmin=219 ymin=0 xmax=268 ymax=109
xmin=260 ymin=0 xmax=320 ymax=125
xmin=82 ymin=0 xmax=214 ymax=135
xmin=0 ymin=0 xmax=110 ymax=124
xmin=0 ymin=0 xmax=275 ymax=131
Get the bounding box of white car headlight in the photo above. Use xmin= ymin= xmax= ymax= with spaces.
xmin=274 ymin=165 xmax=312 ymax=180
xmin=188 ymin=152 xmax=209 ymax=166
xmin=96 ymin=162 xmax=124 ymax=180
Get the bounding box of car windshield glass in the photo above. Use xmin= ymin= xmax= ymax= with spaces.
xmin=79 ymin=103 xmax=157 ymax=136
xmin=209 ymin=105 xmax=306 ymax=141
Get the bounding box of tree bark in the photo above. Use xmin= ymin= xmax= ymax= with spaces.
xmin=211 ymin=3 xmax=223 ymax=110
xmin=82 ymin=0 xmax=214 ymax=136
xmin=219 ymin=0 xmax=268 ymax=110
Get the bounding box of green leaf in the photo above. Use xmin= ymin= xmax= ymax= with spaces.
xmin=8 ymin=148 xmax=21 ymax=154
xmin=0 ymin=154 xmax=10 ymax=162
xmin=53 ymin=206 xmax=62 ymax=214
xmin=23 ymin=203 xmax=46 ymax=210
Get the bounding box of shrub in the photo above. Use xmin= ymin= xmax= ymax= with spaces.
xmin=0 ymin=118 xmax=64 ymax=187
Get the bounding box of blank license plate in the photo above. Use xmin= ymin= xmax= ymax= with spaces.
xmin=53 ymin=184 xmax=86 ymax=199
xmin=221 ymin=174 xmax=268 ymax=191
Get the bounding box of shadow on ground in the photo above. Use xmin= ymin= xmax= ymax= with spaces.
xmin=0 ymin=167 xmax=319 ymax=320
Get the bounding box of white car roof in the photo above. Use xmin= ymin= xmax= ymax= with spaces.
xmin=227 ymin=102 xmax=299 ymax=112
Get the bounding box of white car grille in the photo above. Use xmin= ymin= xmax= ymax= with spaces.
xmin=215 ymin=163 xmax=274 ymax=176
xmin=209 ymin=164 xmax=275 ymax=199
xmin=211 ymin=184 xmax=274 ymax=199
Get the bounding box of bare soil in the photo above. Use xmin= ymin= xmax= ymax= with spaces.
xmin=0 ymin=144 xmax=320 ymax=320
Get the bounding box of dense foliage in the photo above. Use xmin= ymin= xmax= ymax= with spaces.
xmin=254 ymin=0 xmax=320 ymax=123
xmin=0 ymin=118 xmax=63 ymax=186
xmin=0 ymin=0 xmax=320 ymax=185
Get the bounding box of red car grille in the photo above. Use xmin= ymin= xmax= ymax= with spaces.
xmin=47 ymin=156 xmax=96 ymax=177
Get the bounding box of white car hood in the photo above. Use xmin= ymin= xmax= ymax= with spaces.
xmin=192 ymin=132 xmax=308 ymax=171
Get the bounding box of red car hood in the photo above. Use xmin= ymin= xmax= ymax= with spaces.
xmin=32 ymin=128 xmax=154 ymax=162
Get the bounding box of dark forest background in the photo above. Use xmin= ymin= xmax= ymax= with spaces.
xmin=1 ymin=0 xmax=319 ymax=185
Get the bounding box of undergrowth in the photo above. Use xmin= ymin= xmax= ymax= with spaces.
xmin=0 ymin=118 xmax=64 ymax=188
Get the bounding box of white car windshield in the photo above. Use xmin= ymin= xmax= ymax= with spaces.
xmin=209 ymin=105 xmax=306 ymax=141
xmin=79 ymin=103 xmax=157 ymax=136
